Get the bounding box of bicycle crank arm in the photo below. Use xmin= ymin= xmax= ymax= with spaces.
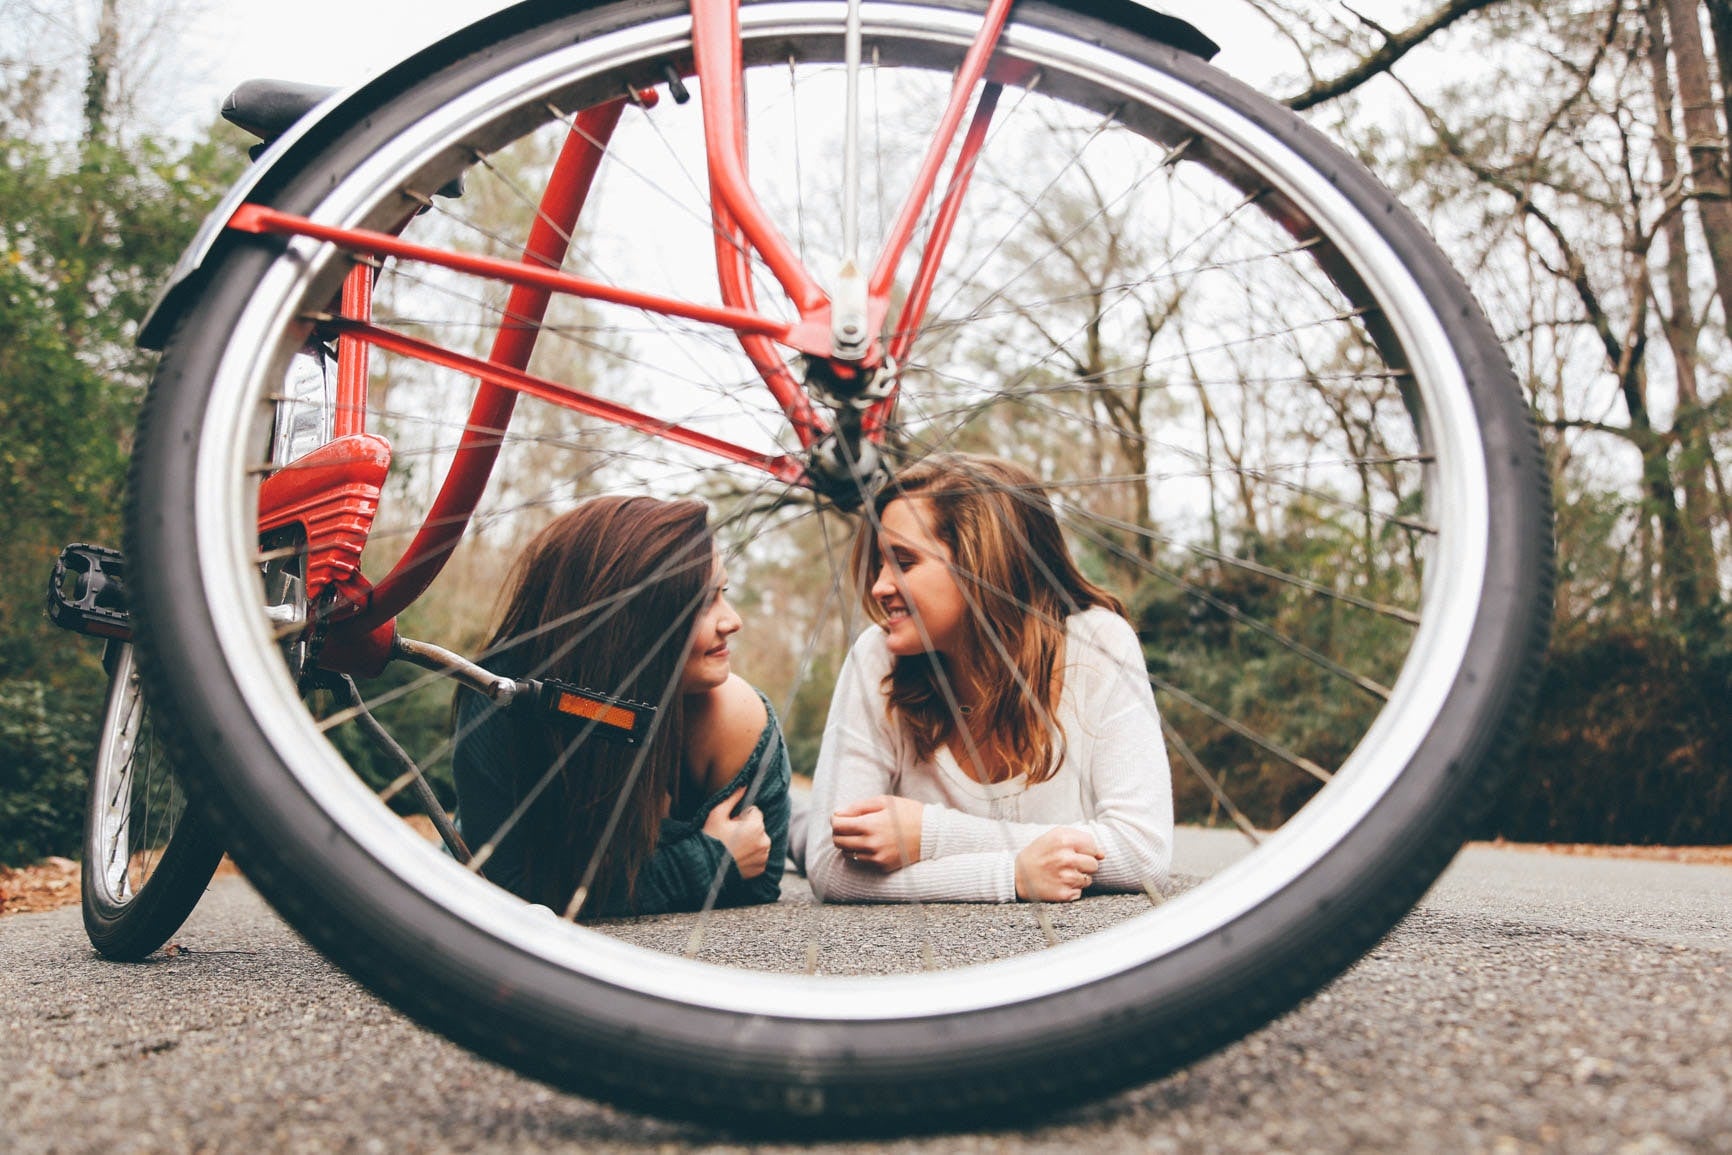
xmin=390 ymin=635 xmax=657 ymax=747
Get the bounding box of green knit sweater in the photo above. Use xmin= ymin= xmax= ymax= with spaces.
xmin=452 ymin=683 xmax=789 ymax=915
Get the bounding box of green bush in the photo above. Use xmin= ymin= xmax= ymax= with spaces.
xmin=1133 ymin=516 xmax=1415 ymax=833
xmin=1483 ymin=614 xmax=1732 ymax=845
xmin=0 ymin=679 xmax=93 ymax=864
xmin=1132 ymin=510 xmax=1732 ymax=845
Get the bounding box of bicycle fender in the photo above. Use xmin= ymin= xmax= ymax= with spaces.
xmin=137 ymin=0 xmax=1216 ymax=350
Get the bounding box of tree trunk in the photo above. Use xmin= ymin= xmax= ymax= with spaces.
xmin=1706 ymin=0 xmax=1732 ymax=136
xmin=1646 ymin=0 xmax=1719 ymax=610
xmin=1642 ymin=432 xmax=1704 ymax=613
xmin=81 ymin=0 xmax=122 ymax=146
xmin=1662 ymin=0 xmax=1732 ymax=312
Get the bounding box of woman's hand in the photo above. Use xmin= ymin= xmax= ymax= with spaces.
xmin=1014 ymin=827 xmax=1103 ymax=901
xmin=830 ymin=795 xmax=924 ymax=871
xmin=703 ymin=787 xmax=770 ymax=879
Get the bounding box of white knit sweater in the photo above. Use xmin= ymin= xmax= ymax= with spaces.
xmin=806 ymin=607 xmax=1174 ymax=902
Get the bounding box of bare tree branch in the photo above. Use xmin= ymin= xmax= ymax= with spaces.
xmin=1390 ymin=71 xmax=1634 ymax=386
xmin=1547 ymin=416 xmax=1652 ymax=444
xmin=1285 ymin=0 xmax=1511 ymax=111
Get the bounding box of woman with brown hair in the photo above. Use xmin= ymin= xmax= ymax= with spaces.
xmin=452 ymin=495 xmax=789 ymax=918
xmin=806 ymin=454 xmax=1173 ymax=903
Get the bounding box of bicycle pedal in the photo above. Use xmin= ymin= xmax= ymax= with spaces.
xmin=46 ymin=543 xmax=132 ymax=640
xmin=522 ymin=678 xmax=656 ymax=746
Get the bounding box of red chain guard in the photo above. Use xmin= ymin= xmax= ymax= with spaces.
xmin=258 ymin=433 xmax=398 ymax=675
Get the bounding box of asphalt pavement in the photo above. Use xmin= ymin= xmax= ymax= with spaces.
xmin=2 ymin=829 xmax=1728 ymax=1154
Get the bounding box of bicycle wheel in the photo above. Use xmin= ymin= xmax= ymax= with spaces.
xmin=82 ymin=642 xmax=225 ymax=960
xmin=126 ymin=0 xmax=1550 ymax=1128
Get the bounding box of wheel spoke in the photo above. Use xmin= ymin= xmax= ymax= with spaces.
xmin=122 ymin=6 xmax=1544 ymax=1114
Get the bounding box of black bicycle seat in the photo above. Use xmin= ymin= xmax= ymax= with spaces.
xmin=220 ymin=77 xmax=462 ymax=197
xmin=223 ymin=78 xmax=338 ymax=145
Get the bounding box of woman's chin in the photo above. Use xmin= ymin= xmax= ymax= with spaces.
xmin=882 ymin=625 xmax=933 ymax=658
xmin=680 ymin=661 xmax=731 ymax=695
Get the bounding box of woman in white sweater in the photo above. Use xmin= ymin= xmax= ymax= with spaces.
xmin=806 ymin=454 xmax=1174 ymax=903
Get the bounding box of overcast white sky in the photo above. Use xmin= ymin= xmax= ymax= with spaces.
xmin=178 ymin=1 xmax=496 ymax=127
xmin=176 ymin=0 xmax=1284 ymax=134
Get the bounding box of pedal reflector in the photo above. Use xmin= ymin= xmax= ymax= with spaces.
xmin=534 ymin=680 xmax=655 ymax=746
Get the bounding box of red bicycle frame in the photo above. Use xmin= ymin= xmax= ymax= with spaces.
xmin=236 ymin=0 xmax=1016 ymax=672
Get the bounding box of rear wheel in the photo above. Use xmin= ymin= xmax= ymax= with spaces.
xmin=126 ymin=0 xmax=1550 ymax=1127
xmin=82 ymin=643 xmax=224 ymax=960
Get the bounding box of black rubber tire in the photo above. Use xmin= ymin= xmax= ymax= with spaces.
xmin=124 ymin=0 xmax=1552 ymax=1131
xmin=81 ymin=643 xmax=225 ymax=961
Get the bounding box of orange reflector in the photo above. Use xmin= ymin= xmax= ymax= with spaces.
xmin=554 ymin=690 xmax=640 ymax=733
xmin=530 ymin=678 xmax=655 ymax=744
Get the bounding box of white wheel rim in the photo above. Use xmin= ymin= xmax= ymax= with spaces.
xmin=188 ymin=2 xmax=1490 ymax=1021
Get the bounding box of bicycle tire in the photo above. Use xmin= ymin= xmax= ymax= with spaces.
xmin=125 ymin=0 xmax=1551 ymax=1129
xmin=81 ymin=642 xmax=225 ymax=961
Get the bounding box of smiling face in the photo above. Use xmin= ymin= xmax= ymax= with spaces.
xmin=871 ymin=498 xmax=971 ymax=659
xmin=679 ymin=553 xmax=742 ymax=693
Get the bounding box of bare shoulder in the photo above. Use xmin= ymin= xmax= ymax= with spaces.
xmin=684 ymin=674 xmax=770 ymax=794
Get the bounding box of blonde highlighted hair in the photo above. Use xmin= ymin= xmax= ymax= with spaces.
xmin=852 ymin=454 xmax=1125 ymax=785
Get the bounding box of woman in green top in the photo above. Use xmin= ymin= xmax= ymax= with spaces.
xmin=452 ymin=496 xmax=789 ymax=918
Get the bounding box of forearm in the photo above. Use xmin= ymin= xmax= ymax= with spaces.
xmin=721 ymin=860 xmax=783 ymax=906
xmin=623 ymin=829 xmax=736 ymax=915
xmin=919 ymin=806 xmax=1053 ymax=860
xmin=1078 ymin=819 xmax=1170 ymax=891
xmin=808 ymin=839 xmax=1018 ymax=903
xmin=917 ymin=807 xmax=1168 ymax=892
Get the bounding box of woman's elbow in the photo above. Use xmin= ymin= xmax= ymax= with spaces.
xmin=729 ymin=875 xmax=782 ymax=907
xmin=1099 ymin=826 xmax=1172 ymax=891
xmin=1137 ymin=830 xmax=1174 ymax=888
xmin=805 ymin=850 xmax=857 ymax=903
xmin=807 ymin=857 xmax=841 ymax=902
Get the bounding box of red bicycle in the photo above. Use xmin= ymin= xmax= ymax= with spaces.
xmin=106 ymin=0 xmax=1549 ymax=1129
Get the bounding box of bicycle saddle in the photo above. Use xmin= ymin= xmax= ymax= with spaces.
xmin=222 ymin=78 xmax=339 ymax=146
xmin=220 ymin=77 xmax=464 ymax=195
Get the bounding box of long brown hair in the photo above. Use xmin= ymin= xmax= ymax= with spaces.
xmin=483 ymin=496 xmax=714 ymax=915
xmin=852 ymin=454 xmax=1124 ymax=785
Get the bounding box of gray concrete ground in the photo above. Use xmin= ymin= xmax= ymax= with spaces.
xmin=2 ymin=829 xmax=1729 ymax=1153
